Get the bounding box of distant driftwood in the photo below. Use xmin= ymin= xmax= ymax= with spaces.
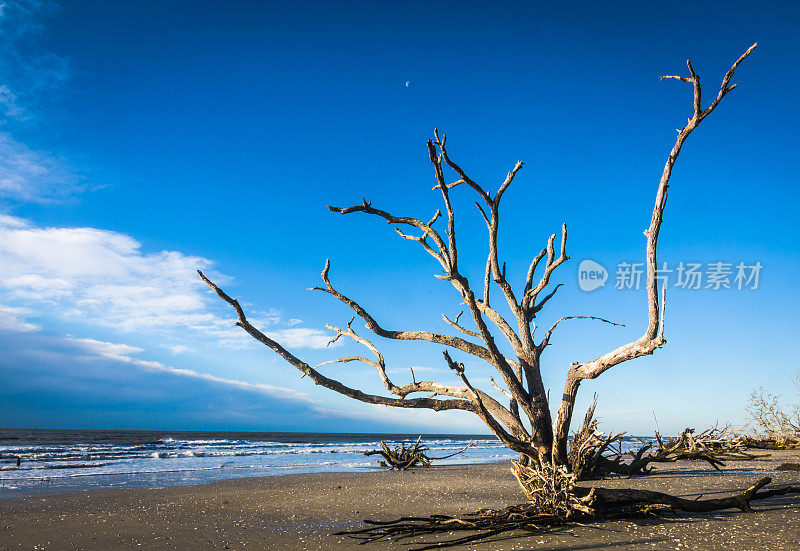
xmin=568 ymin=401 xmax=771 ymax=481
xmin=363 ymin=436 xmax=473 ymax=470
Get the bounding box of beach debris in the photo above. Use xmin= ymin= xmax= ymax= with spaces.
xmin=741 ymin=436 xmax=800 ymax=449
xmin=564 ymin=396 xmax=625 ymax=480
xmin=363 ymin=437 xmax=473 ymax=470
xmin=511 ymin=452 xmax=595 ymax=517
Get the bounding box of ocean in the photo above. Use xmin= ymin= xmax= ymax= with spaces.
xmin=0 ymin=428 xmax=518 ymax=498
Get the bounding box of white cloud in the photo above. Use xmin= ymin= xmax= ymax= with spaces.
xmin=0 ymin=214 xmax=216 ymax=329
xmin=386 ymin=365 xmax=438 ymax=376
xmin=266 ymin=327 xmax=335 ymax=349
xmin=312 ymin=402 xmax=485 ymax=432
xmin=0 ymin=215 xmax=333 ymax=349
xmin=164 ymin=344 xmax=193 ymax=354
xmin=0 ymin=303 xmax=39 ymax=332
xmin=69 ymin=336 xmax=316 ymax=403
xmin=0 ymin=0 xmax=71 ymax=117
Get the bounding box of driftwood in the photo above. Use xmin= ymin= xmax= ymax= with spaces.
xmin=363 ymin=437 xmax=473 ymax=470
xmin=337 ymin=476 xmax=800 ymax=550
xmin=565 ymin=404 xmax=773 ymax=479
xmin=562 ymin=400 xmax=751 ymax=479
xmin=744 ymin=437 xmax=800 ymax=450
xmin=511 ymin=453 xmax=595 ymax=517
xmin=607 ymin=426 xmax=766 ymax=477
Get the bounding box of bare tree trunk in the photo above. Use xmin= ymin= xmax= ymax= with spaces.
xmin=527 ymin=376 xmax=554 ymax=455
xmin=553 ymin=369 xmax=580 ymax=465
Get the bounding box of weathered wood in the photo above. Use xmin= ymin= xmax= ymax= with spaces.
xmin=579 ymin=476 xmax=777 ymax=514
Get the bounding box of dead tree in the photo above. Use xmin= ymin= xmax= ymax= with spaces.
xmin=200 ymin=44 xmax=757 ymax=470
xmin=746 ymin=374 xmax=800 ymax=448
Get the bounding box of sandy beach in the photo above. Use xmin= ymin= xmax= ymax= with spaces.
xmin=2 ymin=450 xmax=799 ymax=550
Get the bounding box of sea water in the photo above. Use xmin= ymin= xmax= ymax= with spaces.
xmin=0 ymin=428 xmax=518 ymax=497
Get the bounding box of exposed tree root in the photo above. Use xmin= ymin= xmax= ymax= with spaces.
xmin=335 ymin=477 xmax=800 ymax=550
xmin=363 ymin=436 xmax=473 ymax=470
xmin=336 ymin=503 xmax=573 ymax=549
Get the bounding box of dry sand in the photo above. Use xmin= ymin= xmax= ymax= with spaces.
xmin=1 ymin=450 xmax=799 ymax=550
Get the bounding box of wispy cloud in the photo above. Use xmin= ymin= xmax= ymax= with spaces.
xmin=69 ymin=336 xmax=316 ymax=403
xmin=0 ymin=330 xmax=343 ymax=431
xmin=0 ymin=132 xmax=82 ymax=202
xmin=0 ymin=0 xmax=80 ymax=203
xmin=386 ymin=365 xmax=439 ymax=376
xmin=163 ymin=344 xmax=193 ymax=354
xmin=0 ymin=0 xmax=70 ymax=123
xmin=0 ymin=84 xmax=25 ymax=120
xmin=312 ymin=402 xmax=485 ymax=433
xmin=265 ymin=327 xmax=335 ymax=349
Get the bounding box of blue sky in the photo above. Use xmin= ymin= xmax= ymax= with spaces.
xmin=0 ymin=0 xmax=798 ymax=436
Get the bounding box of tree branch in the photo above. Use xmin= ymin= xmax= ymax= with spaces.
xmin=552 ymin=43 xmax=757 ymax=463
xmin=311 ymin=259 xmax=498 ymax=364
xmin=198 ymin=270 xmax=476 ymax=413
xmin=329 ymin=201 xmax=450 ymax=273
xmin=539 ymin=316 xmax=626 ymax=351
xmin=442 ymin=311 xmax=481 ymax=338
xmin=443 ymin=351 xmax=534 ymax=455
xmin=523 ymin=223 xmax=569 ymax=313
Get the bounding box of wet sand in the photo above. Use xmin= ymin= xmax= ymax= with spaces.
xmin=1 ymin=450 xmax=799 ymax=550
